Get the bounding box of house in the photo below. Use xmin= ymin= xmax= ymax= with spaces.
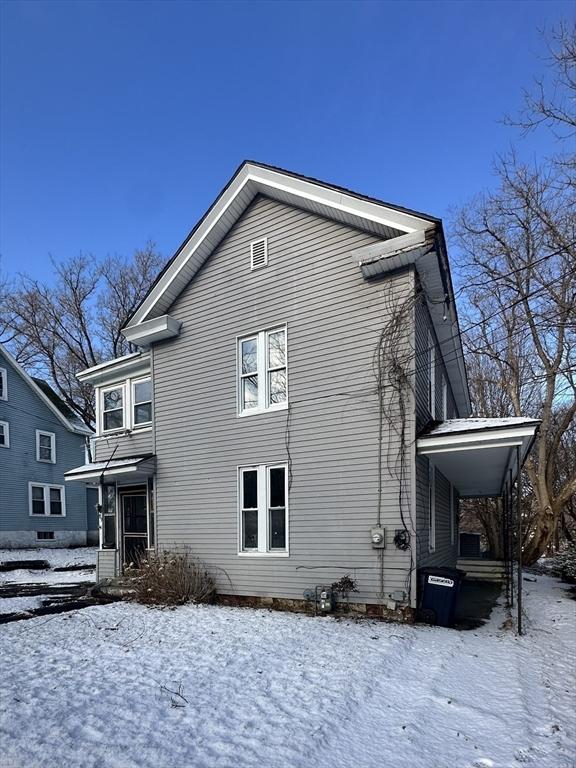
xmin=0 ymin=344 xmax=95 ymax=548
xmin=65 ymin=162 xmax=539 ymax=617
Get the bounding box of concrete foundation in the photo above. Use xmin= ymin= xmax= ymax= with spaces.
xmin=0 ymin=530 xmax=88 ymax=549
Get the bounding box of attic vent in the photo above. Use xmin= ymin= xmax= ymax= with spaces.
xmin=250 ymin=238 xmax=268 ymax=270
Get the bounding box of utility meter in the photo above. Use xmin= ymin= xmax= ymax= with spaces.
xmin=371 ymin=527 xmax=386 ymax=548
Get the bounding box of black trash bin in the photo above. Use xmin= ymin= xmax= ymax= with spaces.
xmin=418 ymin=567 xmax=465 ymax=627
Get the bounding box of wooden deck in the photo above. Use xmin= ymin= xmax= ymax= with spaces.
xmin=457 ymin=557 xmax=505 ymax=582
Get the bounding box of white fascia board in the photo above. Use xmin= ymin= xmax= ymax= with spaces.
xmin=0 ymin=343 xmax=91 ymax=435
xmin=77 ymin=352 xmax=151 ymax=386
xmin=417 ymin=425 xmax=538 ymax=454
xmin=122 ymin=315 xmax=182 ymax=348
xmin=129 ymin=163 xmax=434 ymax=327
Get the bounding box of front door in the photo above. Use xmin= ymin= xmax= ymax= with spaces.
xmin=121 ymin=491 xmax=148 ymax=569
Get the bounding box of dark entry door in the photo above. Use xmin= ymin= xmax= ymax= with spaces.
xmin=121 ymin=492 xmax=148 ymax=568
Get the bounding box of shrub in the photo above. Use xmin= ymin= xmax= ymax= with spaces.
xmin=549 ymin=543 xmax=576 ymax=584
xmin=126 ymin=550 xmax=216 ymax=606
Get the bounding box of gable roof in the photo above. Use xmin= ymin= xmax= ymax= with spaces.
xmin=124 ymin=160 xmax=438 ymax=329
xmin=0 ymin=343 xmax=92 ymax=435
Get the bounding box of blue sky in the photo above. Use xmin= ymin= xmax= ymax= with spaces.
xmin=0 ymin=0 xmax=572 ymax=283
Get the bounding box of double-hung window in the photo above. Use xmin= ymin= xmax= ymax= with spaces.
xmin=102 ymin=386 xmax=124 ymax=432
xmin=36 ymin=430 xmax=56 ymax=463
xmin=239 ymin=464 xmax=288 ymax=554
xmin=101 ymin=485 xmax=117 ymax=549
xmin=238 ymin=327 xmax=287 ymax=415
xmin=0 ymin=367 xmax=7 ymax=400
xmin=0 ymin=421 xmax=9 ymax=448
xmin=29 ymin=483 xmax=66 ymax=516
xmin=133 ymin=378 xmax=152 ymax=426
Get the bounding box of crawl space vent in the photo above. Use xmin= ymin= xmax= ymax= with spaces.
xmin=250 ymin=238 xmax=268 ymax=270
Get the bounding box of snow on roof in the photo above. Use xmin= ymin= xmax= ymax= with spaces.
xmin=423 ymin=417 xmax=540 ymax=437
xmin=65 ymin=455 xmax=154 ymax=476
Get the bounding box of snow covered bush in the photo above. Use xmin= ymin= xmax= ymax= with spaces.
xmin=549 ymin=543 xmax=576 ymax=584
xmin=126 ymin=551 xmax=216 ymax=605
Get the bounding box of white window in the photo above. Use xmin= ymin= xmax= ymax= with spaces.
xmin=0 ymin=367 xmax=7 ymax=400
xmin=428 ymin=463 xmax=436 ymax=553
xmin=239 ymin=464 xmax=288 ymax=554
xmin=442 ymin=375 xmax=448 ymax=421
xmin=29 ymin=483 xmax=66 ymax=517
xmin=428 ymin=331 xmax=436 ymax=417
xmin=36 ymin=430 xmax=56 ymax=463
xmin=238 ymin=327 xmax=287 ymax=415
xmin=102 ymin=385 xmax=124 ymax=432
xmin=133 ymin=378 xmax=152 ymax=426
xmin=0 ymin=421 xmax=9 ymax=448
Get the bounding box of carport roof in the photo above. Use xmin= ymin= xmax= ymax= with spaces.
xmin=417 ymin=418 xmax=540 ymax=498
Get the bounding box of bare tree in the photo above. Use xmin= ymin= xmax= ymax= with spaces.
xmin=0 ymin=244 xmax=166 ymax=426
xmin=453 ymin=23 xmax=576 ymax=563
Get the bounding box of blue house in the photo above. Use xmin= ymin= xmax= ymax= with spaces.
xmin=0 ymin=343 xmax=95 ymax=548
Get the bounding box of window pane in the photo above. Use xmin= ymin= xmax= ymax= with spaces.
xmin=104 ymin=409 xmax=123 ymax=431
xmin=39 ymin=442 xmax=53 ymax=461
xmin=242 ymin=470 xmax=258 ymax=509
xmin=269 ymin=508 xmax=286 ymax=550
xmin=242 ymin=375 xmax=258 ymax=409
xmin=0 ymin=425 xmax=5 ymax=445
xmin=32 ymin=499 xmax=45 ymax=515
xmin=269 ymin=370 xmax=286 ymax=404
xmin=269 ymin=467 xmax=285 ymax=508
xmin=134 ymin=380 xmax=151 ymax=404
xmin=134 ymin=402 xmax=152 ymax=424
xmin=242 ymin=509 xmax=258 ymax=549
xmin=241 ymin=338 xmax=257 ymax=374
xmin=268 ymin=330 xmax=286 ymax=368
xmin=103 ymin=485 xmax=116 ymax=515
xmin=32 ymin=486 xmax=44 ymax=501
xmin=104 ymin=388 xmax=123 ymax=410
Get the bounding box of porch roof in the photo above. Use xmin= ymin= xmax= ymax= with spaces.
xmin=417 ymin=418 xmax=540 ymax=498
xmin=64 ymin=454 xmax=156 ymax=483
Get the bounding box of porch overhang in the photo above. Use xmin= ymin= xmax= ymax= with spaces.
xmin=417 ymin=418 xmax=540 ymax=498
xmin=65 ymin=454 xmax=156 ymax=483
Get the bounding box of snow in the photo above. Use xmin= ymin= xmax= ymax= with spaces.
xmin=0 ymin=574 xmax=574 ymax=768
xmin=424 ymin=417 xmax=540 ymax=436
xmin=0 ymin=595 xmax=44 ymax=614
xmin=0 ymin=547 xmax=97 ymax=585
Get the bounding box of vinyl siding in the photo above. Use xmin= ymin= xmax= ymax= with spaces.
xmin=94 ymin=429 xmax=153 ymax=462
xmin=152 ymin=195 xmax=418 ymax=606
xmin=0 ymin=350 xmax=88 ymax=535
xmin=415 ymin=455 xmax=458 ymax=569
xmin=96 ymin=549 xmax=118 ymax=580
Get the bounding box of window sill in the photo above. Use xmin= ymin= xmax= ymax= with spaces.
xmin=29 ymin=514 xmax=66 ymax=518
xmin=96 ymin=426 xmax=152 ymax=439
xmin=37 ymin=459 xmax=56 ymax=464
xmin=238 ymin=404 xmax=288 ymax=418
xmin=237 ymin=551 xmax=289 ymax=558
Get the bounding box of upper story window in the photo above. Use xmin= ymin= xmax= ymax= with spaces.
xmin=36 ymin=430 xmax=56 ymax=463
xmin=102 ymin=386 xmax=124 ymax=432
xmin=238 ymin=326 xmax=287 ymax=415
xmin=133 ymin=378 xmax=152 ymax=426
xmin=0 ymin=421 xmax=9 ymax=448
xmin=441 ymin=375 xmax=448 ymax=421
xmin=428 ymin=331 xmax=436 ymax=418
xmin=0 ymin=367 xmax=7 ymax=400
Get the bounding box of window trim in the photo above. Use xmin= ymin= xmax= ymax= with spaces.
xmin=428 ymin=463 xmax=436 ymax=553
xmin=237 ymin=463 xmax=289 ymax=556
xmin=100 ymin=383 xmax=126 ymax=434
xmin=36 ymin=429 xmax=56 ymax=463
xmin=132 ymin=376 xmax=153 ymax=428
xmin=0 ymin=420 xmax=9 ymax=448
xmin=237 ymin=326 xmax=288 ymax=417
xmin=0 ymin=367 xmax=7 ymax=400
xmin=441 ymin=375 xmax=448 ymax=421
xmin=28 ymin=482 xmax=67 ymax=517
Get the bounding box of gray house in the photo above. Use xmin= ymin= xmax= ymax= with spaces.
xmin=66 ymin=162 xmax=538 ymax=616
xmin=0 ymin=344 xmax=95 ymax=548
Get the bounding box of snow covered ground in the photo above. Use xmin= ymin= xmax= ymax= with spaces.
xmin=0 ymin=547 xmax=97 ymax=588
xmin=0 ymin=573 xmax=574 ymax=768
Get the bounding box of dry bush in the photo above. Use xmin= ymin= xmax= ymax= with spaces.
xmin=126 ymin=550 xmax=216 ymax=606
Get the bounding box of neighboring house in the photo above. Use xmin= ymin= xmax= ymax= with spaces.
xmin=0 ymin=344 xmax=95 ymax=548
xmin=66 ymin=162 xmax=538 ymax=616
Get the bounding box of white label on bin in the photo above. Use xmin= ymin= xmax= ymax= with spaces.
xmin=428 ymin=576 xmax=454 ymax=587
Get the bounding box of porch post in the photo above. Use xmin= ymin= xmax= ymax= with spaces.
xmin=516 ymin=445 xmax=523 ymax=636
xmin=502 ymin=487 xmax=509 ymax=606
